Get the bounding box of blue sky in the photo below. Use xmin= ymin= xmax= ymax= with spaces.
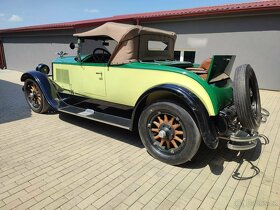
xmin=0 ymin=0 xmax=257 ymax=29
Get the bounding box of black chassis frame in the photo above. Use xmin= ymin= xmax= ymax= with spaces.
xmin=21 ymin=70 xmax=220 ymax=150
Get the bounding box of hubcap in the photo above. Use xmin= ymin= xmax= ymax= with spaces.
xmin=158 ymin=123 xmax=175 ymax=141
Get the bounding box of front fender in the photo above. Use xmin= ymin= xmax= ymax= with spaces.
xmin=132 ymin=84 xmax=219 ymax=149
xmin=21 ymin=71 xmax=58 ymax=110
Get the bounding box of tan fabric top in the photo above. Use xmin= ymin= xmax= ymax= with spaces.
xmin=74 ymin=22 xmax=176 ymax=42
xmin=74 ymin=22 xmax=177 ymax=64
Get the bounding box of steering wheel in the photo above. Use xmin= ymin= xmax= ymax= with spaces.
xmin=92 ymin=48 xmax=111 ymax=63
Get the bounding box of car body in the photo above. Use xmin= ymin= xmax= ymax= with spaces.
xmin=21 ymin=22 xmax=266 ymax=165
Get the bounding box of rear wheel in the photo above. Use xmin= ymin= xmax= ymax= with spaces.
xmin=138 ymin=102 xmax=201 ymax=165
xmin=24 ymin=79 xmax=50 ymax=113
xmin=234 ymin=64 xmax=261 ymax=130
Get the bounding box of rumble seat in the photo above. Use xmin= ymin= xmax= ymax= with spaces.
xmin=186 ymin=58 xmax=212 ymax=80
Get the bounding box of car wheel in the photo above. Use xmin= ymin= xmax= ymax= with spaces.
xmin=234 ymin=64 xmax=261 ymax=130
xmin=138 ymin=101 xmax=201 ymax=165
xmin=24 ymin=79 xmax=50 ymax=114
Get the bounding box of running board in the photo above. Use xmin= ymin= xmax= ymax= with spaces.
xmin=58 ymin=104 xmax=131 ymax=130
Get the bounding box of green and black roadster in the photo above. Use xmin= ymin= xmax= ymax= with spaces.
xmin=21 ymin=22 xmax=267 ymax=165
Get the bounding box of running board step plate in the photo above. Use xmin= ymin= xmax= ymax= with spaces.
xmin=58 ymin=104 xmax=131 ymax=130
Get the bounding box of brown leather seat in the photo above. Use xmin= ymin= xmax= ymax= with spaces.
xmin=186 ymin=58 xmax=212 ymax=80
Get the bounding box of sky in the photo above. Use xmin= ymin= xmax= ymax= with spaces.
xmin=0 ymin=0 xmax=258 ymax=29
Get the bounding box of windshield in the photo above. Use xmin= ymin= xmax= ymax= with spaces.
xmin=79 ymin=39 xmax=117 ymax=63
xmin=80 ymin=39 xmax=117 ymax=55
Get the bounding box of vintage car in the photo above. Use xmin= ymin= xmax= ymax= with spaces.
xmin=21 ymin=22 xmax=267 ymax=165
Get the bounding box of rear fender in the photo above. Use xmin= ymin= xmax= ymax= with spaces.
xmin=21 ymin=71 xmax=58 ymax=110
xmin=132 ymin=84 xmax=219 ymax=149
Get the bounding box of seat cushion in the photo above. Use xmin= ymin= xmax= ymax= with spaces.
xmin=200 ymin=58 xmax=212 ymax=70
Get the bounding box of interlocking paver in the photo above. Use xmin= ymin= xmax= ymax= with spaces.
xmin=1 ymin=199 xmax=22 ymax=209
xmin=0 ymin=70 xmax=280 ymax=209
xmin=29 ymin=196 xmax=54 ymax=210
xmin=127 ymin=201 xmax=144 ymax=210
xmin=114 ymin=202 xmax=129 ymax=210
xmin=13 ymin=198 xmax=37 ymax=210
xmin=3 ymin=189 xmax=27 ymax=204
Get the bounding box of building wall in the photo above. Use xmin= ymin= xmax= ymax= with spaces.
xmin=2 ymin=31 xmax=76 ymax=72
xmin=1 ymin=30 xmax=112 ymax=73
xmin=142 ymin=14 xmax=280 ymax=90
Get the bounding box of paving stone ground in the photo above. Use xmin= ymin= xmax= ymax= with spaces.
xmin=0 ymin=69 xmax=280 ymax=210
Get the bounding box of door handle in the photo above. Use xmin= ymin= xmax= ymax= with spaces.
xmin=96 ymin=72 xmax=103 ymax=80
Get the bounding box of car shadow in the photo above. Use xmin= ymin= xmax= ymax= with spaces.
xmin=58 ymin=113 xmax=144 ymax=149
xmin=182 ymin=136 xmax=266 ymax=178
xmin=0 ymin=79 xmax=31 ymax=124
xmin=58 ymin=112 xmax=266 ymax=179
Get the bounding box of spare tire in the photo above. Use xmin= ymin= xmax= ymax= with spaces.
xmin=234 ymin=64 xmax=261 ymax=130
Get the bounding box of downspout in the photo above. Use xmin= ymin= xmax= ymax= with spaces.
xmin=135 ymin=18 xmax=140 ymax=25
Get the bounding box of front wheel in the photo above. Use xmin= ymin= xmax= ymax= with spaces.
xmin=138 ymin=102 xmax=201 ymax=165
xmin=24 ymin=79 xmax=50 ymax=113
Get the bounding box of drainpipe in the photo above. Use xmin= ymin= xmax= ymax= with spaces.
xmin=135 ymin=18 xmax=140 ymax=25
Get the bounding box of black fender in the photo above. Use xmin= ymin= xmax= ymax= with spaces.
xmin=21 ymin=71 xmax=58 ymax=110
xmin=131 ymin=84 xmax=219 ymax=149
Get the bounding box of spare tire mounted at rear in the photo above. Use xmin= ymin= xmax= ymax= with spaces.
xmin=233 ymin=64 xmax=261 ymax=130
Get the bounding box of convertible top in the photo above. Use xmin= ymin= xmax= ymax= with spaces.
xmin=74 ymin=22 xmax=177 ymax=65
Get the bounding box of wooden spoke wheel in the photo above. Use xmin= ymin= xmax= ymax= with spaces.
xmin=24 ymin=79 xmax=50 ymax=113
xmin=148 ymin=113 xmax=186 ymax=154
xmin=138 ymin=101 xmax=201 ymax=165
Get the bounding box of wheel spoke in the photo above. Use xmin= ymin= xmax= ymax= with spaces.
xmin=157 ymin=116 xmax=163 ymax=124
xmin=153 ymin=121 xmax=160 ymax=128
xmin=151 ymin=128 xmax=159 ymax=133
xmin=159 ymin=139 xmax=165 ymax=147
xmin=175 ymin=130 xmax=184 ymax=135
xmin=174 ymin=136 xmax=183 ymax=143
xmin=171 ymin=140 xmax=178 ymax=148
xmin=154 ymin=135 xmax=161 ymax=140
xmin=164 ymin=114 xmax=168 ymax=123
xmin=169 ymin=117 xmax=175 ymax=125
xmin=173 ymin=124 xmax=181 ymax=129
xmin=166 ymin=141 xmax=170 ymax=149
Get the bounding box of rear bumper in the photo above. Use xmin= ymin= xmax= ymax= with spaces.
xmin=225 ymin=130 xmax=259 ymax=151
xmin=217 ymin=107 xmax=270 ymax=151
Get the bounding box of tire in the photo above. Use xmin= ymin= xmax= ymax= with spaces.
xmin=24 ymin=79 xmax=50 ymax=114
xmin=138 ymin=102 xmax=201 ymax=165
xmin=234 ymin=64 xmax=261 ymax=130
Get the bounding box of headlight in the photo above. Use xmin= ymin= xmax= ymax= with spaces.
xmin=36 ymin=63 xmax=50 ymax=74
